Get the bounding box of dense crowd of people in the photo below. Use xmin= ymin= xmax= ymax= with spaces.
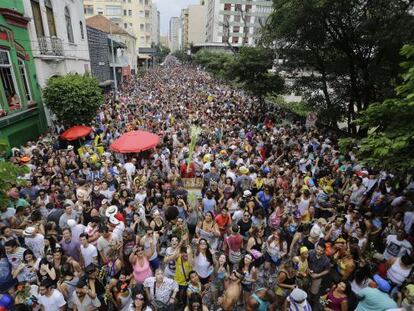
xmin=0 ymin=61 xmax=413 ymax=311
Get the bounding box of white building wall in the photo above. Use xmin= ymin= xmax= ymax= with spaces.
xmin=24 ymin=0 xmax=90 ymax=124
xmin=205 ymin=0 xmax=272 ymax=46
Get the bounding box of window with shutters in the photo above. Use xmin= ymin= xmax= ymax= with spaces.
xmin=31 ymin=0 xmax=44 ymax=37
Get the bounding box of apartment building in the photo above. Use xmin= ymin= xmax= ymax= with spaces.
xmin=83 ymin=0 xmax=156 ymax=52
xmin=206 ymin=0 xmax=272 ymax=46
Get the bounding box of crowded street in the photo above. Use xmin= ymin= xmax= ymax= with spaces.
xmin=1 ymin=62 xmax=414 ymax=311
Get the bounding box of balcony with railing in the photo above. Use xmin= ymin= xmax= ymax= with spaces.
xmin=37 ymin=36 xmax=64 ymax=58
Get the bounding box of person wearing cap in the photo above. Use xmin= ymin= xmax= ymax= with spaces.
xmin=285 ymin=288 xmax=312 ymax=311
xmin=23 ymin=226 xmax=44 ymax=259
xmin=356 ymin=275 xmax=397 ymax=311
xmin=236 ymin=166 xmax=252 ymax=192
xmin=294 ymin=246 xmax=310 ymax=289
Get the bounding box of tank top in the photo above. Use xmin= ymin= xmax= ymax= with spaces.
xmin=152 ymin=219 xmax=164 ymax=233
xmin=251 ymin=289 xmax=269 ymax=311
xmin=241 ymin=267 xmax=253 ymax=286
xmin=326 ymin=290 xmax=347 ymax=311
xmin=133 ymin=257 xmax=152 ymax=284
xmin=119 ymin=290 xmax=132 ymax=311
xmin=252 ymin=237 xmax=263 ymax=252
xmin=387 ymin=258 xmax=412 ymax=285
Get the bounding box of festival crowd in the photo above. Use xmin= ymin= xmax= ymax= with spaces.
xmin=0 ymin=61 xmax=413 ymax=311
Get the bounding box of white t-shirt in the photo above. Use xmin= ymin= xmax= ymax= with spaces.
xmin=81 ymin=244 xmax=98 ymax=267
xmin=124 ymin=162 xmax=136 ymax=176
xmin=72 ymin=290 xmax=101 ymax=311
xmin=38 ymin=289 xmax=66 ymax=311
xmin=25 ymin=234 xmax=44 ymax=259
xmin=383 ymin=235 xmax=413 ymax=260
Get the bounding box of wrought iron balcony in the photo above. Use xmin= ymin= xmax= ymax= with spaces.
xmin=38 ymin=36 xmax=64 ymax=57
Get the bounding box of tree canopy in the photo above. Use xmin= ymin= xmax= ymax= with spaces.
xmin=339 ymin=45 xmax=414 ymax=173
xmin=263 ymin=0 xmax=414 ymax=132
xmin=193 ymin=47 xmax=284 ymax=100
xmin=43 ymin=74 xmax=104 ymax=127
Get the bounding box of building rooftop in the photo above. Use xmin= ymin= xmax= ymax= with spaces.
xmin=86 ymin=15 xmax=136 ymax=39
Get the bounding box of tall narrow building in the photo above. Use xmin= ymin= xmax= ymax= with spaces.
xmin=169 ymin=17 xmax=181 ymax=52
xmin=205 ymin=0 xmax=272 ymax=46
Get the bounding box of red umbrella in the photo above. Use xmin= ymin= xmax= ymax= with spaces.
xmin=110 ymin=130 xmax=160 ymax=153
xmin=60 ymin=125 xmax=92 ymax=141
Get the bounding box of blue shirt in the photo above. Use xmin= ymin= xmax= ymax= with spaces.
xmin=356 ymin=288 xmax=397 ymax=311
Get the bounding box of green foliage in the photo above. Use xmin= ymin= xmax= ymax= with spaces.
xmin=154 ymin=44 xmax=170 ymax=63
xmin=0 ymin=143 xmax=29 ymax=208
xmin=193 ymin=50 xmax=233 ymax=78
xmin=173 ymin=50 xmax=192 ymax=64
xmin=263 ymin=0 xmax=414 ymax=131
xmin=225 ymin=47 xmax=284 ymax=99
xmin=43 ymin=74 xmax=104 ymax=127
xmin=193 ymin=47 xmax=284 ymax=99
xmin=340 ymin=45 xmax=414 ymax=172
xmin=268 ymin=95 xmax=310 ymax=117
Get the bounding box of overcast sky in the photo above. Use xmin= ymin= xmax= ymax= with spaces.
xmin=153 ymin=0 xmax=200 ymax=36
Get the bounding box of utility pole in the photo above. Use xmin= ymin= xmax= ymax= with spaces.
xmin=110 ymin=23 xmax=118 ymax=102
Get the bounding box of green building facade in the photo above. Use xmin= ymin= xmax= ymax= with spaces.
xmin=0 ymin=1 xmax=47 ymax=147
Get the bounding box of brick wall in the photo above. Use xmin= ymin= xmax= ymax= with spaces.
xmin=87 ymin=26 xmax=111 ymax=83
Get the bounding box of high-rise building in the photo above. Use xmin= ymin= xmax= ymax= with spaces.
xmin=151 ymin=4 xmax=160 ymax=46
xmin=83 ymin=0 xmax=156 ymax=52
xmin=180 ymin=8 xmax=189 ymax=49
xmin=187 ymin=3 xmax=207 ymax=46
xmin=205 ymin=0 xmax=272 ymax=46
xmin=169 ymin=17 xmax=181 ymax=52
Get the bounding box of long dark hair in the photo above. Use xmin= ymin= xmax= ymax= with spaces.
xmin=131 ymin=284 xmax=150 ymax=309
xmin=187 ymin=292 xmax=203 ymax=311
xmin=196 ymin=238 xmax=214 ymax=266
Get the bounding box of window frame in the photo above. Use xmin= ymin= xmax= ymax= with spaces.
xmin=17 ymin=58 xmax=32 ymax=103
xmin=65 ymin=7 xmax=74 ymax=43
xmin=0 ymin=50 xmax=22 ymax=111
